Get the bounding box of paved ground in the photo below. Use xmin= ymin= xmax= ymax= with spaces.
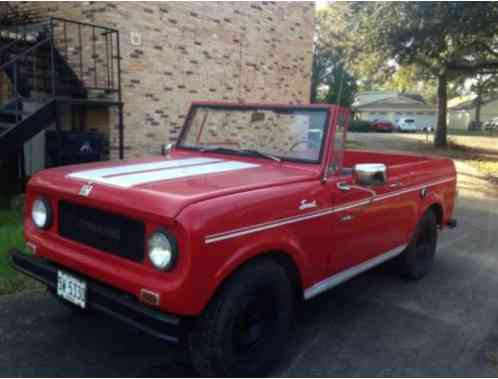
xmin=2 ymin=134 xmax=498 ymax=377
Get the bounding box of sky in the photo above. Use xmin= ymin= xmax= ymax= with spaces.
xmin=315 ymin=0 xmax=332 ymax=10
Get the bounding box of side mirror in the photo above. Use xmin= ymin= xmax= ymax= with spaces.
xmin=161 ymin=143 xmax=173 ymax=156
xmin=353 ymin=163 xmax=387 ymax=186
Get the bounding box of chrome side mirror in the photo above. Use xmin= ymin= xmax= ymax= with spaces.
xmin=353 ymin=163 xmax=387 ymax=186
xmin=161 ymin=143 xmax=173 ymax=156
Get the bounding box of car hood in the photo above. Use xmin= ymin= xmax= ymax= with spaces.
xmin=29 ymin=151 xmax=319 ymax=220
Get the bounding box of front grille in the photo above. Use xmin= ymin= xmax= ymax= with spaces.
xmin=58 ymin=201 xmax=145 ymax=262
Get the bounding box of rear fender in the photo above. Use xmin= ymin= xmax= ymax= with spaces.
xmin=419 ymin=191 xmax=444 ymax=227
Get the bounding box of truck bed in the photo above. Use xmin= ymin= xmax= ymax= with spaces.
xmin=343 ymin=149 xmax=434 ymax=167
xmin=342 ymin=149 xmax=457 ymax=226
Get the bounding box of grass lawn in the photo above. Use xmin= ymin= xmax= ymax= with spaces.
xmin=0 ymin=208 xmax=23 ymax=278
xmin=448 ymin=128 xmax=498 ymax=137
xmin=467 ymin=160 xmax=498 ymax=183
xmin=413 ymin=139 xmax=498 ymax=183
xmin=0 ymin=206 xmax=42 ymax=295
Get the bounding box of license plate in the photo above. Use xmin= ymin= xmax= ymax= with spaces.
xmin=57 ymin=271 xmax=87 ymax=308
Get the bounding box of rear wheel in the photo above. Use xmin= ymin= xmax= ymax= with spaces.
xmin=188 ymin=259 xmax=295 ymax=377
xmin=399 ymin=210 xmax=438 ymax=280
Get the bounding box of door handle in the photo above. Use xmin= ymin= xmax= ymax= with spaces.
xmin=337 ymin=182 xmax=377 ymax=199
xmin=337 ymin=182 xmax=351 ymax=192
xmin=340 ymin=214 xmax=353 ymax=222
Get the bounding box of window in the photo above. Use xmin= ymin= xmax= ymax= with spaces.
xmin=178 ymin=105 xmax=329 ymax=163
xmin=331 ymin=112 xmax=348 ymax=174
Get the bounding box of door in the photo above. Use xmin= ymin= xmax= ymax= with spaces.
xmin=323 ymin=107 xmax=408 ymax=275
xmin=326 ymin=175 xmax=407 ymax=274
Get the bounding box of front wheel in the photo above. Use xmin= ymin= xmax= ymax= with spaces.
xmin=188 ymin=259 xmax=295 ymax=377
xmin=398 ymin=210 xmax=438 ymax=280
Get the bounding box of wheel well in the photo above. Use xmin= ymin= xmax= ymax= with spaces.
xmin=265 ymin=252 xmax=304 ymax=300
xmin=215 ymin=251 xmax=304 ymax=305
xmin=428 ymin=203 xmax=443 ymax=227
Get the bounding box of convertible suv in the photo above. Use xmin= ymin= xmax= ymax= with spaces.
xmin=10 ymin=102 xmax=457 ymax=376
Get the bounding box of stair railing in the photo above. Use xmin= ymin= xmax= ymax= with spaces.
xmin=49 ymin=17 xmax=121 ymax=95
xmin=1 ymin=16 xmax=121 ymax=105
xmin=0 ymin=36 xmax=53 ymax=120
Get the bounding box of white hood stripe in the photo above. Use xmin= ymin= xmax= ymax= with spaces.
xmin=68 ymin=157 xmax=259 ymax=188
xmin=102 ymin=161 xmax=259 ymax=188
xmin=68 ymin=157 xmax=220 ymax=182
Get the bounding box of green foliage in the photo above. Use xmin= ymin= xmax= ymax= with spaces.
xmin=320 ymin=63 xmax=357 ymax=107
xmin=0 ymin=208 xmax=23 ymax=278
xmin=0 ymin=208 xmax=39 ymax=295
xmin=318 ymin=2 xmax=498 ymax=147
xmin=349 ymin=120 xmax=373 ymax=133
xmin=311 ymin=7 xmax=357 ymax=106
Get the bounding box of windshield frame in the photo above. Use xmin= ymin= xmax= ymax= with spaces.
xmin=175 ymin=103 xmax=332 ymax=165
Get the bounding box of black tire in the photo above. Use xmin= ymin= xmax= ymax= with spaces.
xmin=399 ymin=210 xmax=438 ymax=280
xmin=188 ymin=259 xmax=295 ymax=377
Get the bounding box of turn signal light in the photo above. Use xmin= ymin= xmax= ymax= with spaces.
xmin=26 ymin=242 xmax=37 ymax=255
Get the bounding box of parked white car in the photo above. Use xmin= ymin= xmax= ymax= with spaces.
xmin=397 ymin=118 xmax=417 ymax=132
xmin=483 ymin=117 xmax=498 ymax=131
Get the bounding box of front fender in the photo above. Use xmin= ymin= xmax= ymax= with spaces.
xmin=212 ymin=230 xmax=309 ymax=292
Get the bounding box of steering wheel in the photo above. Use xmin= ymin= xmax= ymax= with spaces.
xmin=290 ymin=140 xmax=320 ymax=151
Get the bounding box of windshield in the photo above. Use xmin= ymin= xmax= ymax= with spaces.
xmin=177 ymin=105 xmax=329 ymax=163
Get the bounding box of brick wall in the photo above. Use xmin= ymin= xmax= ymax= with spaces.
xmin=12 ymin=2 xmax=314 ymax=159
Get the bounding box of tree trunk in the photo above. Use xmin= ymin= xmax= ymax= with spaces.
xmin=475 ymin=87 xmax=482 ymax=128
xmin=434 ymin=73 xmax=448 ymax=148
xmin=310 ymin=81 xmax=318 ymax=103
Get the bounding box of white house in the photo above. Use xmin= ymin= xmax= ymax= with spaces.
xmin=448 ymin=95 xmax=498 ymax=130
xmin=353 ymin=91 xmax=437 ymax=128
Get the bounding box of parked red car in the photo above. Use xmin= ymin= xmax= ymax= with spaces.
xmin=371 ymin=119 xmax=395 ymax=132
xmin=10 ymin=102 xmax=457 ymax=376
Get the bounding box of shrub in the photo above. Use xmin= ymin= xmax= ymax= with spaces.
xmin=349 ymin=120 xmax=373 ymax=132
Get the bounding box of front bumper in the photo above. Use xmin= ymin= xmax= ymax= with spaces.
xmin=9 ymin=249 xmax=183 ymax=343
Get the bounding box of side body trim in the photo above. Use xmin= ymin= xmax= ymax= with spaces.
xmin=303 ymin=243 xmax=408 ymax=300
xmin=205 ymin=176 xmax=455 ymax=244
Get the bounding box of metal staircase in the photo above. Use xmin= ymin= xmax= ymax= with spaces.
xmin=0 ymin=10 xmax=124 ymax=168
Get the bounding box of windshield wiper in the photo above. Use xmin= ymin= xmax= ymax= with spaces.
xmin=199 ymin=146 xmax=281 ymax=162
xmin=199 ymin=146 xmax=240 ymax=154
xmin=241 ymin=149 xmax=281 ymax=162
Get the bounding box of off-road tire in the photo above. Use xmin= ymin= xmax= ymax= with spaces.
xmin=188 ymin=259 xmax=295 ymax=377
xmin=399 ymin=210 xmax=438 ymax=280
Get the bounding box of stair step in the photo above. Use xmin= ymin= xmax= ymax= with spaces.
xmin=0 ymin=122 xmax=13 ymax=134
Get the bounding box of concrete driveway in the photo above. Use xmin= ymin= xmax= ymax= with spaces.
xmin=1 ymin=135 xmax=498 ymax=377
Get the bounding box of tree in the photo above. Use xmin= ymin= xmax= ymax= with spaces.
xmin=322 ymin=62 xmax=357 ymax=107
xmin=318 ymin=2 xmax=498 ymax=148
xmin=310 ymin=45 xmax=340 ymax=103
xmin=310 ymin=9 xmax=357 ymax=106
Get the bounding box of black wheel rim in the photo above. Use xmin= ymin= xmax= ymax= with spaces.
xmin=231 ymin=289 xmax=278 ymax=357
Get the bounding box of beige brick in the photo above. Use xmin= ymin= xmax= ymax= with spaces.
xmin=12 ymin=1 xmax=314 ymax=159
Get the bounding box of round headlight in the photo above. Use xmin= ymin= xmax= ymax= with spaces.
xmin=32 ymin=198 xmax=52 ymax=229
xmin=148 ymin=231 xmax=177 ymax=271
